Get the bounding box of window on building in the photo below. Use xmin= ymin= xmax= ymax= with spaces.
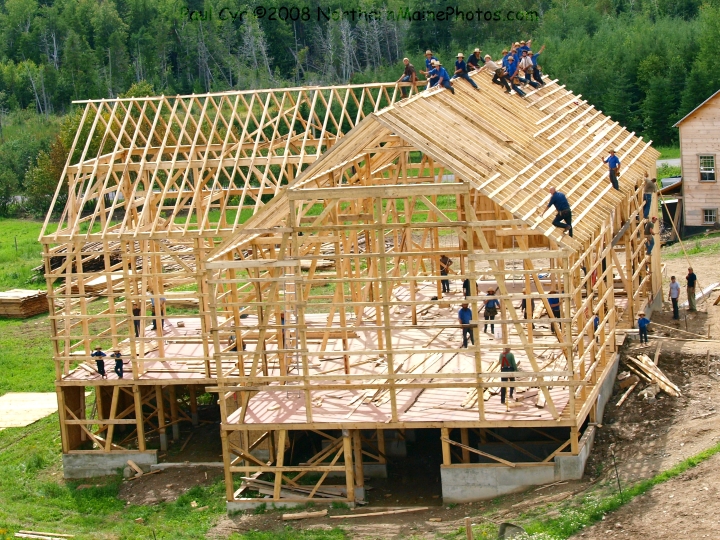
xmin=703 ymin=208 xmax=717 ymax=224
xmin=699 ymin=155 xmax=716 ymax=182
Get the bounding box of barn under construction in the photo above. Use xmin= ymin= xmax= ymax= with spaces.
xmin=40 ymin=68 xmax=661 ymax=509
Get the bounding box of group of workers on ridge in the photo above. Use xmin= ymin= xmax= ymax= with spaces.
xmin=397 ymin=39 xmax=546 ymax=98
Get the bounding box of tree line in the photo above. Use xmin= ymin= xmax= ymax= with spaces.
xmin=0 ymin=0 xmax=719 ymax=217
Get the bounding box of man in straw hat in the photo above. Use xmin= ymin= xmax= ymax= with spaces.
xmin=539 ymin=186 xmax=573 ymax=237
xmin=397 ymin=57 xmax=417 ymax=98
xmin=601 ymin=149 xmax=621 ymax=190
xmin=452 ymin=52 xmax=479 ymax=90
xmin=484 ymin=54 xmax=512 ymax=93
xmin=91 ymin=346 xmax=107 ymax=379
xmin=428 ymin=59 xmax=455 ymax=94
xmin=458 ymin=302 xmax=474 ymax=348
xmin=467 ymin=48 xmax=483 ymax=72
xmin=110 ymin=348 xmax=124 ymax=379
xmin=420 ymin=49 xmax=438 ymax=77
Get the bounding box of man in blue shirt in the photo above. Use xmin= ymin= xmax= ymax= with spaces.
xmin=92 ymin=346 xmax=107 ymax=379
xmin=637 ymin=311 xmax=650 ymax=344
xmin=110 ymin=348 xmax=124 ymax=379
xmin=466 ymin=48 xmax=483 ymax=71
xmin=420 ymin=50 xmax=438 ymax=78
xmin=452 ymin=53 xmax=479 ymax=90
xmin=504 ymin=57 xmax=526 ymax=97
xmin=458 ymin=303 xmax=474 ymax=348
xmin=528 ymin=45 xmax=545 ymax=85
xmin=429 ymin=60 xmax=455 ymax=94
xmin=540 ymin=187 xmax=573 ymax=237
xmin=601 ymin=150 xmax=621 ymax=190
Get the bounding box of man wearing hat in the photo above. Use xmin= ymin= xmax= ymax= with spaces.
xmin=484 ymin=54 xmax=512 ymax=93
xmin=601 ymin=150 xmax=621 ymax=190
xmin=452 ymin=52 xmax=479 ymax=90
xmin=458 ymin=302 xmax=474 ymax=348
xmin=644 ymin=216 xmax=657 ymax=255
xmin=109 ymin=348 xmax=124 ymax=379
xmin=420 ymin=49 xmax=438 ymax=77
xmin=499 ymin=347 xmax=518 ymax=404
xmin=637 ymin=311 xmax=651 ymax=344
xmin=528 ymin=44 xmax=546 ymax=86
xmin=91 ymin=346 xmax=107 ymax=379
xmin=518 ymin=50 xmax=539 ymax=89
xmin=428 ymin=59 xmax=455 ymax=94
xmin=483 ymin=289 xmax=499 ymax=334
xmin=467 ymin=48 xmax=483 ymax=72
xmin=397 ymin=57 xmax=417 ymax=98
xmin=504 ymin=56 xmax=526 ymax=97
xmin=539 ymin=186 xmax=573 ymax=237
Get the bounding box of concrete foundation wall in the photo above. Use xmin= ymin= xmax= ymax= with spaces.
xmin=442 ymin=353 xmax=619 ymax=502
xmin=63 ymin=451 xmax=157 ymax=479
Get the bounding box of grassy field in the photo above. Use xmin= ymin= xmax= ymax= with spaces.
xmin=655 ymin=146 xmax=680 ymax=160
xmin=0 ymin=219 xmax=46 ymax=291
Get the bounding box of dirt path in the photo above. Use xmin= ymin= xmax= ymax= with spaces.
xmin=570 ymin=453 xmax=720 ymax=539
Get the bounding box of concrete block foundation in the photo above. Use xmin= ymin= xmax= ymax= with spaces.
xmin=62 ymin=451 xmax=157 ymax=479
xmin=442 ymin=354 xmax=619 ymax=502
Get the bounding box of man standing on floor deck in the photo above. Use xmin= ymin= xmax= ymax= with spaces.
xmin=458 ymin=302 xmax=474 ymax=348
xmin=668 ymin=275 xmax=680 ymax=320
xmin=499 ymin=347 xmax=517 ymax=404
xmin=686 ymin=267 xmax=698 ymax=311
xmin=439 ymin=254 xmax=453 ymax=293
xmin=110 ymin=348 xmax=124 ymax=379
xmin=92 ymin=346 xmax=107 ymax=379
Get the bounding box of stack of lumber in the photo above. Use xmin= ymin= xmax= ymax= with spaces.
xmin=70 ymin=273 xmax=125 ymax=295
xmin=0 ymin=289 xmax=48 ymax=318
xmin=626 ymin=354 xmax=681 ymax=397
xmin=240 ymin=476 xmax=345 ymax=499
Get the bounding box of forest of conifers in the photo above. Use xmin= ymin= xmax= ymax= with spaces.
xmin=0 ymin=0 xmax=718 ymax=216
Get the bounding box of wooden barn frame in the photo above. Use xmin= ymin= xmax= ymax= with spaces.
xmin=40 ymin=70 xmax=661 ymax=506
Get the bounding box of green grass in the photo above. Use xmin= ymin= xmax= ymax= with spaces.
xmin=654 ymin=146 xmax=680 ymax=160
xmin=664 ymin=232 xmax=720 ymax=259
xmin=0 ymin=316 xmax=55 ymax=395
xmin=0 ymin=219 xmax=46 ymax=290
xmin=656 ymin=164 xmax=681 ymax=181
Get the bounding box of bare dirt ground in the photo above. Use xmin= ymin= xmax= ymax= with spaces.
xmin=119 ymin=466 xmax=223 ymax=506
xmin=200 ymin=247 xmax=720 ymax=539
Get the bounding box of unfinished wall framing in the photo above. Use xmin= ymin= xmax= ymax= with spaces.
xmin=41 ymin=71 xmax=661 ymax=505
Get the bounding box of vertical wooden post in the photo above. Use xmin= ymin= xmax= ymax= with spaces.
xmin=220 ymin=430 xmax=234 ymax=501
xmin=133 ymin=385 xmax=146 ymax=452
xmin=273 ymin=430 xmax=287 ymax=500
xmin=352 ymin=430 xmax=365 ymax=499
xmin=169 ymin=385 xmax=180 ymax=441
xmin=156 ymin=385 xmax=167 ymax=451
xmin=440 ymin=427 xmax=452 ymax=466
xmin=342 ymin=430 xmax=356 ymax=504
xmin=460 ymin=428 xmax=470 ymax=463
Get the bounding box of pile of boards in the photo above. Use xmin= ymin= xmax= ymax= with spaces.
xmin=240 ymin=476 xmax=345 ymax=499
xmin=617 ymin=352 xmax=681 ymax=406
xmin=0 ymin=289 xmax=48 ymax=318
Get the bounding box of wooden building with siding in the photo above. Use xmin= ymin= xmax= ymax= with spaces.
xmin=674 ymin=88 xmax=720 ymax=235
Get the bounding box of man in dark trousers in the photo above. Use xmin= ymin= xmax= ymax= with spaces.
xmin=110 ymin=348 xmax=124 ymax=379
xmin=397 ymin=57 xmax=417 ymax=98
xmin=528 ymin=44 xmax=546 ymax=86
xmin=92 ymin=346 xmax=107 ymax=379
xmin=132 ymin=302 xmax=141 ymax=337
xmin=644 ymin=216 xmax=657 ymax=255
xmin=499 ymin=347 xmax=517 ymax=404
xmin=668 ymin=275 xmax=680 ymax=319
xmin=637 ymin=311 xmax=651 ymax=344
xmin=467 ymin=48 xmax=483 ymax=71
xmin=458 ymin=303 xmax=474 ymax=348
xmin=686 ymin=267 xmax=698 ymax=311
xmin=601 ymin=149 xmax=621 ymax=190
xmin=452 ymin=52 xmax=479 ymax=90
xmin=504 ymin=56 xmax=526 ymax=97
xmin=540 ymin=187 xmax=573 ymax=237
xmin=484 ymin=55 xmax=512 ymax=93
xmin=428 ymin=59 xmax=455 ymax=94
xmin=439 ymin=254 xmax=453 ymax=293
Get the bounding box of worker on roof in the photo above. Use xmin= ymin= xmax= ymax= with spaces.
xmin=428 ymin=59 xmax=455 ymax=94
xmin=467 ymin=48 xmax=483 ymax=72
xmin=420 ymin=49 xmax=438 ymax=78
xmin=540 ymin=186 xmax=573 ymax=237
xmin=452 ymin=52 xmax=479 ymax=90
xmin=601 ymin=149 xmax=621 ymax=190
xmin=518 ymin=50 xmax=539 ymax=89
xmin=397 ymin=57 xmax=417 ymax=99
xmin=527 ymin=45 xmax=546 ymax=86
xmin=484 ymin=55 xmax=512 ymax=93
xmin=504 ymin=57 xmax=526 ymax=97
